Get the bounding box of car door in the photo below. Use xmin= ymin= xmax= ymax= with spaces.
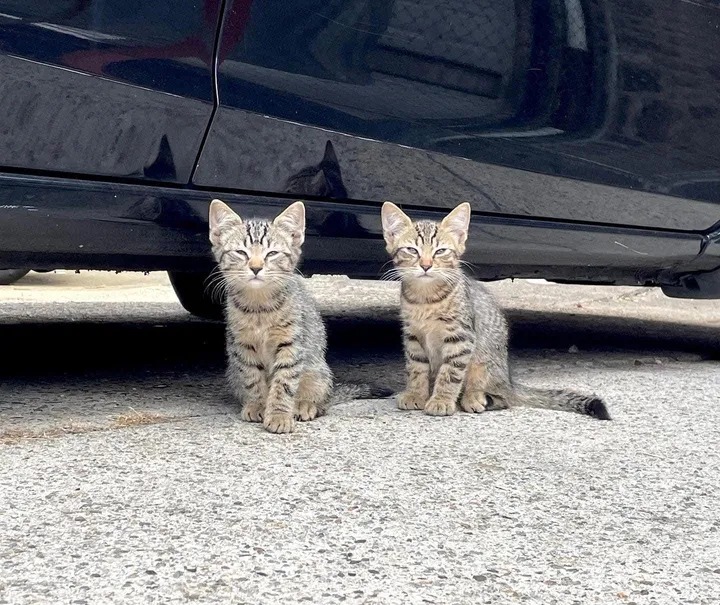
xmin=0 ymin=0 xmax=221 ymax=183
xmin=193 ymin=0 xmax=720 ymax=232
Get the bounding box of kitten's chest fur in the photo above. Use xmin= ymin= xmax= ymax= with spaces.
xmin=402 ymin=291 xmax=468 ymax=369
xmin=226 ymin=295 xmax=292 ymax=367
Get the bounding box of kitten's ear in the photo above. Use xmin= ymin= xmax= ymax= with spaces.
xmin=440 ymin=202 xmax=471 ymax=247
xmin=209 ymin=199 xmax=242 ymax=245
xmin=274 ymin=201 xmax=306 ymax=247
xmin=381 ymin=202 xmax=412 ymax=245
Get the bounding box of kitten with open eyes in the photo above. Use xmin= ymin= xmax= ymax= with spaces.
xmin=209 ymin=199 xmax=387 ymax=434
xmin=381 ymin=201 xmax=611 ymax=420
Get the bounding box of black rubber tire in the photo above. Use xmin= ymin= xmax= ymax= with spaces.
xmin=0 ymin=269 xmax=30 ymax=285
xmin=168 ymin=271 xmax=223 ymax=320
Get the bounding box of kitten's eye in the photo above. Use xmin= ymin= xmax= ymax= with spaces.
xmin=224 ymin=249 xmax=248 ymax=261
xmin=401 ymin=247 xmax=419 ymax=255
xmin=434 ymin=248 xmax=450 ymax=256
xmin=265 ymin=250 xmax=279 ymax=258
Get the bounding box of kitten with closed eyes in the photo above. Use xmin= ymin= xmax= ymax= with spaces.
xmin=209 ymin=199 xmax=387 ymax=433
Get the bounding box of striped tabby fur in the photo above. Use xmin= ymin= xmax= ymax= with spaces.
xmin=209 ymin=199 xmax=334 ymax=434
xmin=381 ymin=202 xmax=611 ymax=420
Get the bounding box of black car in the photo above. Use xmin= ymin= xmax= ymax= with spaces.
xmin=1 ymin=0 xmax=719 ymax=316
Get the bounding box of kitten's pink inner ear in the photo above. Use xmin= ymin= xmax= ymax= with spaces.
xmin=381 ymin=202 xmax=412 ymax=241
xmin=209 ymin=199 xmax=240 ymax=230
xmin=274 ymin=202 xmax=306 ymax=246
xmin=441 ymin=203 xmax=471 ymax=242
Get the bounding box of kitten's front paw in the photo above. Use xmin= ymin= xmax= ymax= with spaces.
xmin=240 ymin=401 xmax=264 ymax=422
xmin=424 ymin=397 xmax=457 ymax=416
xmin=397 ymin=391 xmax=427 ymax=411
xmin=295 ymin=400 xmax=320 ymax=422
xmin=263 ymin=412 xmax=296 ymax=434
xmin=459 ymin=391 xmax=487 ymax=414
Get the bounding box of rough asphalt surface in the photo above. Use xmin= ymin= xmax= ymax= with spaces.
xmin=1 ymin=273 xmax=719 ymax=604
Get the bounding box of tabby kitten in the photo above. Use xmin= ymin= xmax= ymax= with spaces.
xmin=381 ymin=202 xmax=611 ymax=420
xmin=209 ymin=199 xmax=333 ymax=434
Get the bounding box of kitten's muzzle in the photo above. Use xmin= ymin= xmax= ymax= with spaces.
xmin=248 ymin=256 xmax=264 ymax=275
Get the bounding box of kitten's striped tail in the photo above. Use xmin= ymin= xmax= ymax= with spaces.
xmin=493 ymin=383 xmax=611 ymax=420
xmin=330 ymin=384 xmax=394 ymax=406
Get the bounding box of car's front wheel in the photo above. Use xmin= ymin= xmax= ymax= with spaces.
xmin=0 ymin=269 xmax=30 ymax=285
xmin=168 ymin=271 xmax=223 ymax=320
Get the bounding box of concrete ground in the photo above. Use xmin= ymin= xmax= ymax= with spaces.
xmin=1 ymin=272 xmax=719 ymax=604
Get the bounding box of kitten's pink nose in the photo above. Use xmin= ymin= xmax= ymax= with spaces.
xmin=420 ymin=259 xmax=433 ymax=272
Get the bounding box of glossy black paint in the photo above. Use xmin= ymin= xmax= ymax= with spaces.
xmin=1 ymin=173 xmax=716 ymax=288
xmin=0 ymin=1 xmax=220 ymax=182
xmin=194 ymin=112 xmax=720 ymax=232
xmin=1 ymin=0 xmax=720 ymax=296
xmin=195 ymin=0 xmax=720 ymax=229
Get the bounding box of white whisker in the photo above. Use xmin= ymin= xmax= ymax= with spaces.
xmin=380 ymin=268 xmax=406 ymax=282
xmin=458 ymin=260 xmax=477 ymax=276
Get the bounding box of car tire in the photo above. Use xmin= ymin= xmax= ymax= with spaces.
xmin=168 ymin=271 xmax=224 ymax=320
xmin=0 ymin=269 xmax=30 ymax=285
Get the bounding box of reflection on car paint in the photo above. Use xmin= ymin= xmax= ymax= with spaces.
xmin=0 ymin=0 xmax=221 ymax=182
xmin=283 ymin=141 xmax=348 ymax=199
xmin=194 ymin=0 xmax=720 ymax=228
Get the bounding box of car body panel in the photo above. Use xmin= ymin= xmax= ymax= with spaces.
xmin=0 ymin=1 xmax=220 ymax=183
xmin=194 ymin=110 xmax=720 ymax=232
xmin=194 ymin=0 xmax=720 ymax=230
xmin=1 ymin=0 xmax=720 ymax=296
xmin=0 ymin=173 xmax=712 ymax=286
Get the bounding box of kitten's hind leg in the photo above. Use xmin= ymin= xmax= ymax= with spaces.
xmin=295 ymin=369 xmax=332 ymax=421
xmin=483 ymin=393 xmax=509 ymax=411
xmin=459 ymin=361 xmax=488 ymax=414
xmin=482 ymin=360 xmax=512 ymax=412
